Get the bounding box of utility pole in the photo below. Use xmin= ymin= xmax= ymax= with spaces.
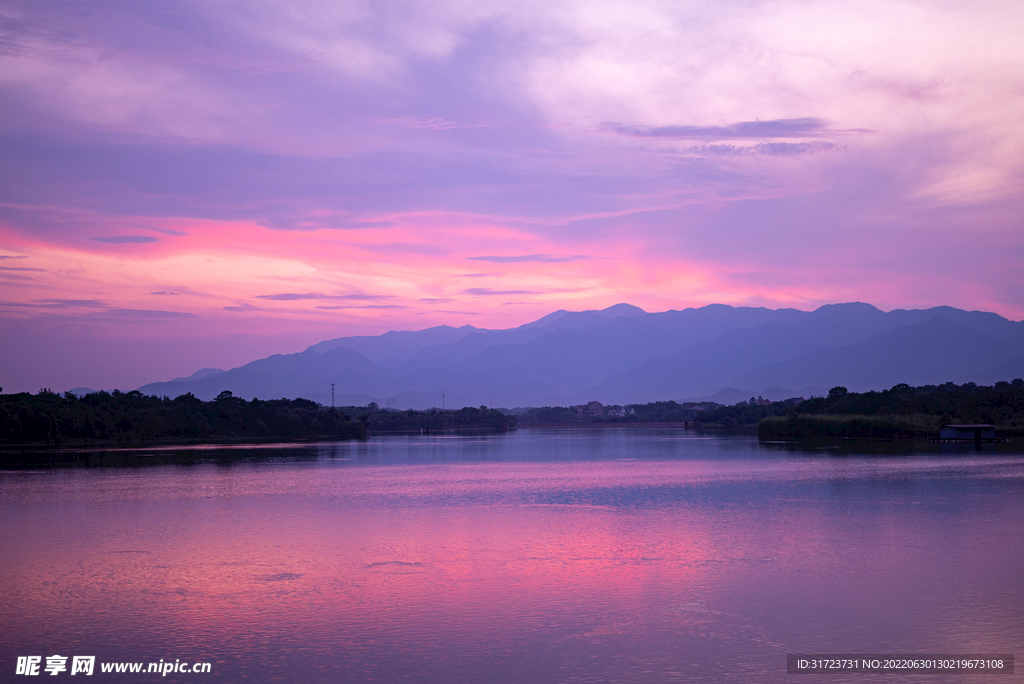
xmin=331 ymin=383 xmax=335 ymax=408
xmin=442 ymin=393 xmax=445 ymax=411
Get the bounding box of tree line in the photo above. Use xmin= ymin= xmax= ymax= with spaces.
xmin=340 ymin=402 xmax=515 ymax=433
xmin=0 ymin=389 xmax=517 ymax=447
xmin=515 ymin=400 xmax=723 ymax=424
xmin=756 ymin=380 xmax=1024 ymax=439
xmin=506 ymin=379 xmax=1024 ymax=438
xmin=4 ymin=378 xmax=1020 ymax=446
xmin=0 ymin=389 xmax=365 ymax=446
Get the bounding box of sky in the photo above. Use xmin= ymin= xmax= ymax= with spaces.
xmin=1 ymin=0 xmax=1023 ymax=392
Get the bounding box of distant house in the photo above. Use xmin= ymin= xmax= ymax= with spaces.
xmin=939 ymin=424 xmax=997 ymax=441
xmin=576 ymin=401 xmax=604 ymax=418
xmin=607 ymin=406 xmax=627 ymax=417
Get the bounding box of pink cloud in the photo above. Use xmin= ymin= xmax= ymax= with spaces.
xmin=0 ymin=0 xmax=1021 ymax=392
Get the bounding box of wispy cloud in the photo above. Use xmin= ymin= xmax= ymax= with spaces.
xmin=0 ymin=272 xmax=36 ymax=282
xmin=373 ymin=115 xmax=483 ymax=130
xmin=467 ymin=255 xmax=593 ymax=264
xmin=138 ymin=226 xmax=188 ymax=236
xmin=90 ymin=235 xmax=159 ymax=244
xmin=255 ymin=293 xmax=393 ymax=301
xmin=149 ymin=291 xmax=178 ymax=295
xmin=106 ymin=309 xmax=198 ymax=319
xmin=315 ymin=304 xmax=408 ymax=310
xmin=333 ymin=294 xmax=393 ymax=301
xmin=255 ymin=293 xmax=328 ymax=301
xmin=258 ymin=216 xmax=396 ymax=231
xmin=463 ymin=288 xmax=538 ymax=296
xmin=755 ymin=141 xmax=840 ymax=156
xmin=35 ymin=299 xmax=107 ymax=308
xmin=679 ymin=142 xmax=840 ymax=157
xmin=21 ymin=299 xmax=196 ymax=319
xmin=9 ymin=303 xmax=199 ymax=318
xmin=602 ymin=118 xmax=829 ymax=140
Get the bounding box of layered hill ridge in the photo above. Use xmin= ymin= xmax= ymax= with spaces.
xmin=136 ymin=303 xmax=1024 ymax=408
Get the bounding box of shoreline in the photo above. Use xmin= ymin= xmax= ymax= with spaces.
xmin=0 ymin=425 xmax=519 ymax=453
xmin=0 ymin=433 xmax=366 ymax=453
xmin=517 ymin=421 xmax=689 ymax=428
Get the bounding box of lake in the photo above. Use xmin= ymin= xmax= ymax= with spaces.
xmin=1 ymin=428 xmax=1022 ymax=682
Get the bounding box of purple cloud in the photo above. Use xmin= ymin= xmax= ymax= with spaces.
xmin=602 ymin=118 xmax=829 ymax=139
xmin=258 ymin=216 xmax=396 ymax=231
xmin=106 ymin=309 xmax=198 ymax=319
xmin=678 ymin=142 xmax=840 ymax=157
xmin=314 ymin=304 xmax=409 ymax=310
xmin=467 ymin=255 xmax=593 ymax=263
xmin=463 ymin=288 xmax=538 ymax=296
xmin=35 ymin=299 xmax=107 ymax=308
xmin=255 ymin=293 xmax=393 ymax=301
xmin=138 ymin=226 xmax=188 ymax=236
xmin=91 ymin=235 xmax=159 ymax=244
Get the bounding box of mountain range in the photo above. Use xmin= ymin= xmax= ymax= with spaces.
xmin=136 ymin=302 xmax=1024 ymax=408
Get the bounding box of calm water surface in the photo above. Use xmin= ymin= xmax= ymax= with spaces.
xmin=1 ymin=429 xmax=1022 ymax=683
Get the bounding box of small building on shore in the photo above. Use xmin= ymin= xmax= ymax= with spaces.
xmin=939 ymin=424 xmax=997 ymax=441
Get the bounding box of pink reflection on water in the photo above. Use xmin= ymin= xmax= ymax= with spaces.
xmin=2 ymin=446 xmax=1023 ymax=683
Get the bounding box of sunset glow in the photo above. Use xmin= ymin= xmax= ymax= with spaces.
xmin=2 ymin=0 xmax=1023 ymax=391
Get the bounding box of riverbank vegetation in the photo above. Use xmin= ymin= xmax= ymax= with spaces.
xmin=0 ymin=389 xmax=366 ymax=446
xmin=339 ymin=402 xmax=515 ymax=433
xmin=511 ymin=380 xmax=1024 ymax=439
xmin=757 ymin=380 xmax=1024 ymax=439
xmin=515 ymin=400 xmax=723 ymax=425
xmin=3 ymin=378 xmax=1021 ymax=446
xmin=758 ymin=413 xmax=939 ymax=439
xmin=0 ymin=390 xmax=516 ymax=447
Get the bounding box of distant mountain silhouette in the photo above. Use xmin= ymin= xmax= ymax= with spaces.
xmin=731 ymin=316 xmax=1022 ymax=392
xmin=305 ymin=324 xmax=479 ymax=360
xmin=968 ymin=354 xmax=1024 ymax=386
xmin=137 ymin=302 xmax=1024 ymax=408
xmin=169 ymin=367 xmax=224 ymax=383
